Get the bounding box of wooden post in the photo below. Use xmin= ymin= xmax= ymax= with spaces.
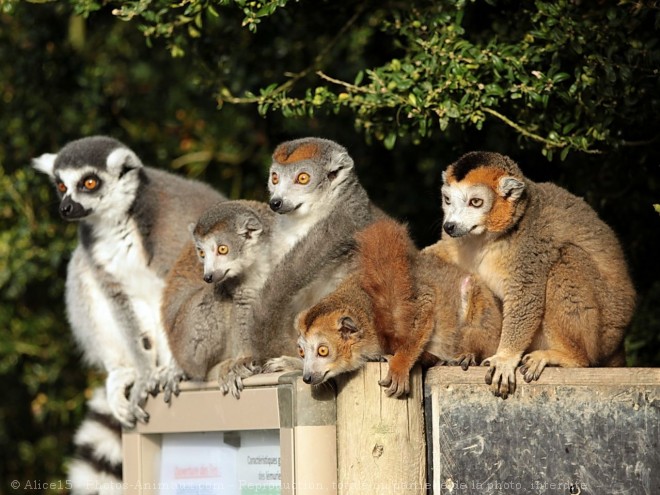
xmin=336 ymin=362 xmax=426 ymax=494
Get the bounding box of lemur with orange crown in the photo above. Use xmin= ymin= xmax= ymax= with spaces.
xmin=296 ymin=218 xmax=502 ymax=397
xmin=425 ymin=151 xmax=635 ymax=398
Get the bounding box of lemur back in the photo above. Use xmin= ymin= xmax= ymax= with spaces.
xmin=162 ymin=200 xmax=275 ymax=389
xmin=33 ymin=136 xmax=226 ymax=426
xmin=296 ymin=218 xmax=502 ymax=397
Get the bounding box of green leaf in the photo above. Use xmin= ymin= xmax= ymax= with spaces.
xmin=383 ymin=132 xmax=397 ymax=150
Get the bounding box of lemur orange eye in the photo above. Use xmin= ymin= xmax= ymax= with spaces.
xmin=56 ymin=182 xmax=67 ymax=193
xmin=296 ymin=172 xmax=310 ymax=185
xmin=271 ymin=172 xmax=279 ymax=185
xmin=298 ymin=346 xmax=305 ymax=358
xmin=469 ymin=198 xmax=484 ymax=208
xmin=198 ymin=249 xmax=205 ymax=259
xmin=317 ymin=345 xmax=329 ymax=357
xmin=217 ymin=245 xmax=229 ymax=255
xmin=84 ymin=178 xmax=99 ymax=191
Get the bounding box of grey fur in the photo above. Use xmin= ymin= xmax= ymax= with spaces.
xmin=243 ymin=138 xmax=384 ymax=382
xmin=33 ymin=135 xmax=225 ymax=427
xmin=162 ymin=200 xmax=275 ymax=397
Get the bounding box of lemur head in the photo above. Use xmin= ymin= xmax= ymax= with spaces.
xmin=32 ymin=136 xmax=143 ymax=222
xmin=441 ymin=151 xmax=527 ymax=238
xmin=190 ymin=201 xmax=272 ymax=285
xmin=268 ymin=137 xmax=354 ymax=216
xmin=296 ymin=305 xmax=371 ymax=386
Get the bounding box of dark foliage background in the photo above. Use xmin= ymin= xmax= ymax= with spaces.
xmin=0 ymin=0 xmax=658 ymax=490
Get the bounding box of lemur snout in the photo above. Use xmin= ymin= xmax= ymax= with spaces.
xmin=203 ymin=274 xmax=213 ymax=283
xmin=443 ymin=222 xmax=457 ymax=236
xmin=269 ymin=198 xmax=283 ymax=212
xmin=302 ymin=373 xmax=312 ymax=384
xmin=59 ymin=197 xmax=88 ymax=220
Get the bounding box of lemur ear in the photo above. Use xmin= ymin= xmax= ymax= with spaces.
xmin=239 ymin=214 xmax=263 ymax=240
xmin=441 ymin=170 xmax=448 ymax=184
xmin=106 ymin=147 xmax=144 ymax=177
xmin=498 ymin=176 xmax=525 ymax=201
xmin=294 ymin=310 xmax=309 ymax=334
xmin=32 ymin=153 xmax=57 ymax=177
xmin=188 ymin=222 xmax=197 ymax=237
xmin=327 ymin=149 xmax=354 ymax=182
xmin=338 ymin=316 xmax=361 ymax=340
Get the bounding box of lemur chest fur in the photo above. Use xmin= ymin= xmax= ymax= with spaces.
xmin=452 ymin=237 xmax=509 ymax=300
xmin=273 ymin=208 xmax=328 ymax=260
xmin=87 ymin=217 xmax=165 ymax=309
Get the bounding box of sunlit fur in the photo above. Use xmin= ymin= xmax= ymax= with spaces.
xmin=32 ymin=136 xmax=226 ymax=427
xmin=247 ymin=137 xmax=382 ymax=376
xmin=431 ymin=151 xmax=636 ymax=399
xmin=163 ymin=201 xmax=275 ymax=386
xmin=297 ymin=218 xmax=503 ymax=398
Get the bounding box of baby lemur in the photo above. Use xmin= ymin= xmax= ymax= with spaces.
xmin=162 ymin=200 xmax=274 ymax=395
xmin=297 ymin=218 xmax=502 ymax=397
xmin=427 ymin=151 xmax=636 ymax=398
xmin=219 ymin=138 xmax=384 ymax=394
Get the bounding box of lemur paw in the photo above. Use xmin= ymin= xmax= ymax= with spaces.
xmin=519 ymin=352 xmax=549 ymax=383
xmin=263 ymin=355 xmax=303 ymax=373
xmin=452 ymin=353 xmax=478 ymax=371
xmin=216 ymin=357 xmax=262 ymax=399
xmin=378 ymin=370 xmax=410 ymax=398
xmin=106 ymin=368 xmax=149 ymax=428
xmin=379 ymin=356 xmax=411 ymax=398
xmin=151 ymin=362 xmax=188 ymax=403
xmin=483 ymin=352 xmax=522 ymax=399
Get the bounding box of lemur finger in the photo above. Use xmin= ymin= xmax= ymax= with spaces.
xmin=484 ymin=366 xmax=495 ymax=385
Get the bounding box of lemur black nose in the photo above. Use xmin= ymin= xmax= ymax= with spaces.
xmin=203 ymin=274 xmax=213 ymax=284
xmin=302 ymin=374 xmax=312 ymax=384
xmin=269 ymin=199 xmax=282 ymax=212
xmin=60 ymin=203 xmax=73 ymax=216
xmin=443 ymin=222 xmax=456 ymax=236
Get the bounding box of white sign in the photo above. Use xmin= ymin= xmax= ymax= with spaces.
xmin=159 ymin=431 xmax=281 ymax=495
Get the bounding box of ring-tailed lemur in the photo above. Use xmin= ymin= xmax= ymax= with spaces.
xmin=162 ymin=200 xmax=275 ymax=395
xmin=32 ymin=136 xmax=226 ymax=426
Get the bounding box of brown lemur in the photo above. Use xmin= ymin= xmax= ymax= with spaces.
xmin=162 ymin=200 xmax=275 ymax=397
xmin=218 ymin=137 xmax=386 ymax=394
xmin=425 ymin=151 xmax=636 ymax=399
xmin=297 ymin=218 xmax=502 ymax=397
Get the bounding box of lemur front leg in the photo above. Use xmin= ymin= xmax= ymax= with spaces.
xmin=217 ymin=288 xmax=261 ymax=398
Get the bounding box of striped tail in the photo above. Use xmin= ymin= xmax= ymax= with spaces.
xmin=68 ymin=387 xmax=123 ymax=495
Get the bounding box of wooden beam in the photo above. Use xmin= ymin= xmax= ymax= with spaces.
xmin=335 ymin=362 xmax=426 ymax=495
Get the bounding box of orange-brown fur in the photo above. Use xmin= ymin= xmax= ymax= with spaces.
xmin=297 ymin=218 xmax=502 ymax=397
xmin=446 ymin=166 xmax=516 ymax=233
xmin=433 ymin=151 xmax=636 ymax=398
xmin=272 ymin=142 xmax=320 ymax=164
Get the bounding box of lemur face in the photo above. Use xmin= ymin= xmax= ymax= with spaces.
xmin=441 ymin=182 xmax=497 ymax=237
xmin=441 ymin=156 xmax=526 ymax=237
xmin=296 ymin=311 xmax=365 ymax=386
xmin=192 ymin=210 xmax=265 ymax=285
xmin=267 ymin=138 xmax=353 ymax=217
xmin=32 ymin=137 xmax=143 ymax=222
